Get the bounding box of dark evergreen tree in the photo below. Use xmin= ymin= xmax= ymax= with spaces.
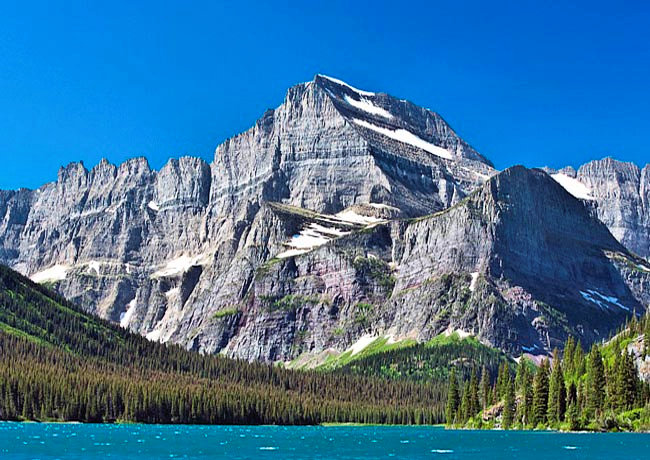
xmin=445 ymin=368 xmax=460 ymax=425
xmin=547 ymin=349 xmax=566 ymax=424
xmin=585 ymin=346 xmax=606 ymax=417
xmin=502 ymin=375 xmax=515 ymax=429
xmin=532 ymin=359 xmax=550 ymax=426
xmin=479 ymin=366 xmax=491 ymax=410
xmin=468 ymin=369 xmax=480 ymax=417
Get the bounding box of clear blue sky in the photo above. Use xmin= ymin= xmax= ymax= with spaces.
xmin=1 ymin=0 xmax=648 ymax=190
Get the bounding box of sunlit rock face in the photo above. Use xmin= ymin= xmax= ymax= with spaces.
xmin=0 ymin=75 xmax=647 ymax=363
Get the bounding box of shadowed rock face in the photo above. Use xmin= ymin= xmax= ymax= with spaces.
xmin=0 ymin=75 xmax=647 ymax=362
xmin=547 ymin=158 xmax=650 ymax=261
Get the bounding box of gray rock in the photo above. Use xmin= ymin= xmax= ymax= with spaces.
xmin=0 ymin=75 xmax=646 ymax=362
xmin=549 ymin=158 xmax=650 ymax=261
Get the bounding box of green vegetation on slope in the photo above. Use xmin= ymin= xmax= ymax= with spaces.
xmin=0 ymin=264 xmax=443 ymax=425
xmin=337 ymin=332 xmax=514 ymax=383
xmin=446 ymin=316 xmax=650 ymax=431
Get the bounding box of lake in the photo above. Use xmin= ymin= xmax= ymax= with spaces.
xmin=1 ymin=422 xmax=649 ymax=459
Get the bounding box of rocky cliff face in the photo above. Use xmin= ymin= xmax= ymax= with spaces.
xmin=546 ymin=158 xmax=650 ymax=261
xmin=0 ymin=75 xmax=646 ymax=363
xmin=243 ymin=166 xmax=649 ymax=362
xmin=0 ymin=75 xmax=496 ymax=355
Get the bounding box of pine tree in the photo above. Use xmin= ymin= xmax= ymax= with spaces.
xmin=502 ymin=375 xmax=515 ymax=429
xmin=496 ymin=362 xmax=509 ymax=399
xmin=566 ymin=401 xmax=579 ymax=431
xmin=469 ymin=369 xmax=480 ymax=417
xmin=585 ymin=346 xmax=606 ymax=417
xmin=460 ymin=381 xmax=471 ymax=423
xmin=643 ymin=316 xmax=650 ymax=359
xmin=563 ymin=336 xmax=575 ymax=376
xmin=547 ymin=349 xmax=566 ymax=424
xmin=479 ymin=366 xmax=491 ymax=410
xmin=514 ymin=359 xmax=531 ymax=426
xmin=445 ymin=368 xmax=460 ymax=425
xmin=618 ymin=351 xmax=638 ymax=410
xmin=532 ymin=359 xmax=550 ymax=426
xmin=573 ymin=341 xmax=586 ymax=376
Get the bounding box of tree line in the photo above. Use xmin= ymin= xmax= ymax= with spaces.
xmin=445 ymin=314 xmax=650 ymax=431
xmin=0 ymin=264 xmax=444 ymax=425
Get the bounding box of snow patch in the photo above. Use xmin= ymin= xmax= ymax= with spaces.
xmin=334 ymin=210 xmax=385 ymax=225
xmin=368 ymin=202 xmax=400 ymax=211
xmin=275 ymin=208 xmax=388 ymax=259
xmin=150 ymin=253 xmax=210 ymax=278
xmin=145 ymin=329 xmax=162 ymax=342
xmin=288 ymin=231 xmax=330 ymax=249
xmin=318 ymin=74 xmax=375 ymax=96
xmin=349 ymin=334 xmax=378 ymax=355
xmin=444 ymin=327 xmax=472 ymax=339
xmin=469 ymin=272 xmax=479 ymax=292
xmin=309 ymin=223 xmax=349 ymax=237
xmin=276 ymin=248 xmax=311 ymax=259
xmin=147 ymin=201 xmax=160 ymax=211
xmin=580 ymin=289 xmax=630 ymax=311
xmin=551 ymin=174 xmax=593 ymax=200
xmin=120 ymin=299 xmax=136 ymax=328
xmin=277 ymin=220 xmax=356 ymax=259
xmin=30 ymin=264 xmax=70 ymax=283
xmin=276 ymin=222 xmax=352 ymax=259
xmin=344 ymin=94 xmax=393 ymax=119
xmin=351 ymin=118 xmax=453 ymax=160
xmin=87 ymin=261 xmax=102 ymax=275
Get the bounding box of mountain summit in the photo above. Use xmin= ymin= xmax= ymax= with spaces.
xmin=0 ymin=76 xmax=647 ymax=362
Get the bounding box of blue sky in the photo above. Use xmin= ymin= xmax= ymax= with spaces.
xmin=1 ymin=0 xmax=648 ymax=190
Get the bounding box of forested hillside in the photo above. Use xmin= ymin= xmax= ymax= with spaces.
xmin=446 ymin=318 xmax=650 ymax=431
xmin=0 ymin=264 xmax=447 ymax=424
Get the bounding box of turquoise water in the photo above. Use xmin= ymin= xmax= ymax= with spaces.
xmin=1 ymin=422 xmax=649 ymax=459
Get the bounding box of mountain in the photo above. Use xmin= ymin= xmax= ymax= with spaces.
xmin=247 ymin=166 xmax=650 ymax=362
xmin=545 ymin=158 xmax=650 ymax=261
xmin=0 ymin=75 xmax=647 ymax=362
xmin=0 ymin=263 xmax=445 ymax=424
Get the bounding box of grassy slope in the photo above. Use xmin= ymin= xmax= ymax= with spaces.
xmin=319 ymin=332 xmax=513 ymax=384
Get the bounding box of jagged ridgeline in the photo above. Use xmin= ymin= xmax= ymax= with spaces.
xmin=0 ymin=75 xmax=649 ymax=364
xmin=0 ymin=264 xmax=449 ymax=424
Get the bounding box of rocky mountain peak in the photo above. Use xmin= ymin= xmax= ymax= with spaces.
xmin=1 ymin=76 xmax=648 ymax=363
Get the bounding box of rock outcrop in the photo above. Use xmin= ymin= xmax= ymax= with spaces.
xmin=547 ymin=158 xmax=650 ymax=261
xmin=245 ymin=166 xmax=650 ymax=361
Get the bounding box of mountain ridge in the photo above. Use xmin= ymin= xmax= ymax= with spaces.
xmin=0 ymin=75 xmax=647 ymax=363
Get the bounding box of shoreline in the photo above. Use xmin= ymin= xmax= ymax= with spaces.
xmin=1 ymin=420 xmax=647 ymax=433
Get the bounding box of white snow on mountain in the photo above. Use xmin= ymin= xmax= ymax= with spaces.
xmin=343 ymin=94 xmax=393 ymax=119
xmin=87 ymin=260 xmax=102 ymax=275
xmin=469 ymin=272 xmax=479 ymax=292
xmin=551 ymin=173 xmax=593 ymax=200
xmin=318 ymin=74 xmax=375 ymax=96
xmin=276 ymin=222 xmax=351 ymax=259
xmin=30 ymin=264 xmax=70 ymax=283
xmin=276 ymin=207 xmax=389 ymax=259
xmin=349 ymin=334 xmax=379 ymax=355
xmin=351 ymin=118 xmax=453 ymax=160
xmin=120 ymin=299 xmax=136 ymax=328
xmin=334 ymin=209 xmax=385 ymax=225
xmin=150 ymin=253 xmax=211 ymax=278
xmin=580 ymin=289 xmax=630 ymax=311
